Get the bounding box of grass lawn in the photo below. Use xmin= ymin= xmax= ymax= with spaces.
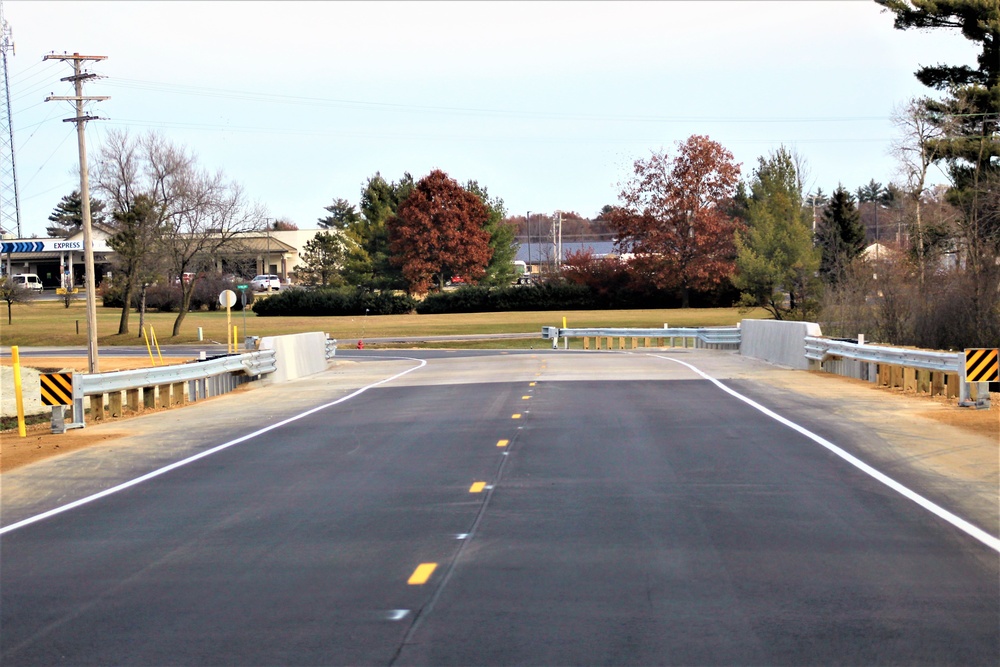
xmin=0 ymin=298 xmax=770 ymax=348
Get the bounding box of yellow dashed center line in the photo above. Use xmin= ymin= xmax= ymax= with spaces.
xmin=512 ymin=413 xmax=522 ymax=419
xmin=529 ymin=382 xmax=536 ymax=387
xmin=469 ymin=482 xmax=487 ymax=493
xmin=408 ymin=563 xmax=438 ymax=585
xmin=521 ymin=395 xmax=531 ymax=400
xmin=497 ymin=439 xmax=509 ymax=447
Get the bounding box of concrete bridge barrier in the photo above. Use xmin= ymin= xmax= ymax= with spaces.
xmin=740 ymin=319 xmax=823 ymax=370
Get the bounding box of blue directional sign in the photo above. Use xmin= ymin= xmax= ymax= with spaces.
xmin=1 ymin=241 xmax=45 ymax=253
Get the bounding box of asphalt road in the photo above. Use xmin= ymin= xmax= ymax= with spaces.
xmin=1 ymin=351 xmax=996 ymax=666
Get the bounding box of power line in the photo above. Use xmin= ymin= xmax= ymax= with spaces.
xmin=101 ymin=76 xmax=896 ymax=125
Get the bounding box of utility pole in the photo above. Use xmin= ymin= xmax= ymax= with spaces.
xmin=556 ymin=210 xmax=562 ymax=271
xmin=44 ymin=52 xmax=108 ymax=374
xmin=526 ymin=211 xmax=531 ymax=276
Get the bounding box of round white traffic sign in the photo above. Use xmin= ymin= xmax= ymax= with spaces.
xmin=219 ymin=289 xmax=237 ymax=308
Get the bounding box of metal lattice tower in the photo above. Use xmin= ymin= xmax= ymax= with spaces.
xmin=0 ymin=1 xmax=19 ymax=237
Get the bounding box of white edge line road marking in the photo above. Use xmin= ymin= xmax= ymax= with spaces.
xmin=0 ymin=357 xmax=428 ymax=536
xmin=652 ymin=354 xmax=1000 ymax=554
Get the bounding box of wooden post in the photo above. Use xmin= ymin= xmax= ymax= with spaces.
xmin=171 ymin=382 xmax=185 ymax=406
xmin=595 ymin=336 xmax=601 ymax=350
xmin=890 ymin=366 xmax=903 ymax=389
xmin=583 ymin=337 xmax=590 ymax=350
xmin=878 ymin=364 xmax=890 ymax=387
xmin=607 ymin=337 xmax=613 ymax=349
xmin=143 ymin=386 xmax=156 ymax=409
xmin=945 ymin=373 xmax=959 ymax=398
xmin=90 ymin=395 xmax=105 ymax=420
xmin=126 ymin=388 xmax=140 ymax=412
xmin=619 ymin=337 xmax=625 ymax=350
xmin=930 ymin=372 xmax=945 ymax=397
xmin=644 ymin=337 xmax=651 ymax=348
xmin=916 ymin=369 xmax=930 ymax=395
xmin=158 ymin=384 xmax=171 ymax=409
xmin=108 ymin=391 xmax=123 ymax=417
xmin=903 ymin=367 xmax=917 ymax=393
xmin=631 ymin=337 xmax=638 ymax=349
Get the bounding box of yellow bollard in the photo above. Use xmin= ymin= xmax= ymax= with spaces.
xmin=142 ymin=327 xmax=156 ymax=366
xmin=151 ymin=326 xmax=164 ymax=365
xmin=11 ymin=345 xmax=26 ymax=437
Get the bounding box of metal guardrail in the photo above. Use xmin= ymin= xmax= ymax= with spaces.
xmin=63 ymin=349 xmax=278 ymax=430
xmin=803 ymin=336 xmax=985 ymax=406
xmin=326 ymin=336 xmax=338 ymax=360
xmin=543 ymin=326 xmax=741 ymax=349
xmin=804 ymin=337 xmax=961 ymax=372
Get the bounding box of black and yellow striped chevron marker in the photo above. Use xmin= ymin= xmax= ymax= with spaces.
xmin=40 ymin=372 xmax=73 ymax=406
xmin=965 ymin=348 xmax=999 ymax=383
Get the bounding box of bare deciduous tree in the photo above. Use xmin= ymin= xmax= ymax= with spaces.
xmin=163 ymin=174 xmax=266 ymax=336
xmin=0 ymin=276 xmax=33 ymax=324
xmin=93 ymin=130 xmax=266 ymax=337
xmin=891 ymin=97 xmax=944 ymax=284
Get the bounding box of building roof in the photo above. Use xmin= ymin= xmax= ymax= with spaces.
xmin=516 ymin=240 xmax=617 ymax=264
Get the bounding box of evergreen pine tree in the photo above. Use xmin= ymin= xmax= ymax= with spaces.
xmin=816 ymin=186 xmax=865 ymax=284
xmin=46 ymin=191 xmax=106 ymax=238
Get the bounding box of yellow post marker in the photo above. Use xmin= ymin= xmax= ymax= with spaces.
xmin=11 ymin=346 xmax=26 ymax=437
xmin=233 ymin=325 xmax=238 ymax=354
xmin=562 ymin=316 xmax=567 ymax=329
xmin=142 ymin=327 xmax=155 ymax=366
xmin=151 ymin=326 xmax=164 ymax=365
xmin=220 ymin=289 xmax=238 ymax=353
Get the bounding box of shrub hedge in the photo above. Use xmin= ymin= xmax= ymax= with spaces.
xmin=251 ymin=286 xmax=417 ymax=317
xmin=415 ymin=281 xmax=740 ymax=314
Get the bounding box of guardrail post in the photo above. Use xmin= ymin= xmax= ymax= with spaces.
xmin=916 ymin=369 xmax=930 ymax=394
xmin=618 ymin=336 xmax=625 ymax=350
xmin=171 ymin=382 xmax=185 ymax=406
xmin=931 ymin=372 xmax=944 ymax=396
xmin=51 ymin=406 xmax=66 ymax=434
xmin=108 ymin=391 xmax=123 ymax=418
xmin=904 ymin=368 xmax=917 ymax=393
xmin=126 ymin=388 xmax=140 ymax=412
xmin=945 ymin=373 xmax=959 ymax=398
xmin=583 ymin=337 xmax=590 ymax=350
xmin=157 ymin=384 xmax=171 ymax=409
xmin=143 ymin=386 xmax=156 ymax=409
xmin=90 ymin=395 xmax=105 ymax=421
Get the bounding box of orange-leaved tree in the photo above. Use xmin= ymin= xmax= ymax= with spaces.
xmin=388 ymin=170 xmax=493 ymax=294
xmin=609 ymin=135 xmax=742 ymax=308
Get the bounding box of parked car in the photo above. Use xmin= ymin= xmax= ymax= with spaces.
xmin=250 ymin=274 xmax=281 ymax=292
xmin=11 ymin=273 xmax=43 ymax=291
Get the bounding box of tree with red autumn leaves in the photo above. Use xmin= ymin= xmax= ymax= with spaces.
xmin=388 ymin=170 xmax=493 ymax=294
xmin=608 ymin=135 xmax=742 ymax=308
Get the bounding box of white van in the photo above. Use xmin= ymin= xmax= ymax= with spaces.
xmin=11 ymin=273 xmax=43 ymax=291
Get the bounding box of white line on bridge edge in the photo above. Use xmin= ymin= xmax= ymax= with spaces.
xmin=0 ymin=357 xmax=429 ymax=536
xmin=652 ymin=354 xmax=1000 ymax=554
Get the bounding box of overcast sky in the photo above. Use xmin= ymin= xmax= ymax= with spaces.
xmin=1 ymin=0 xmax=977 ymax=238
